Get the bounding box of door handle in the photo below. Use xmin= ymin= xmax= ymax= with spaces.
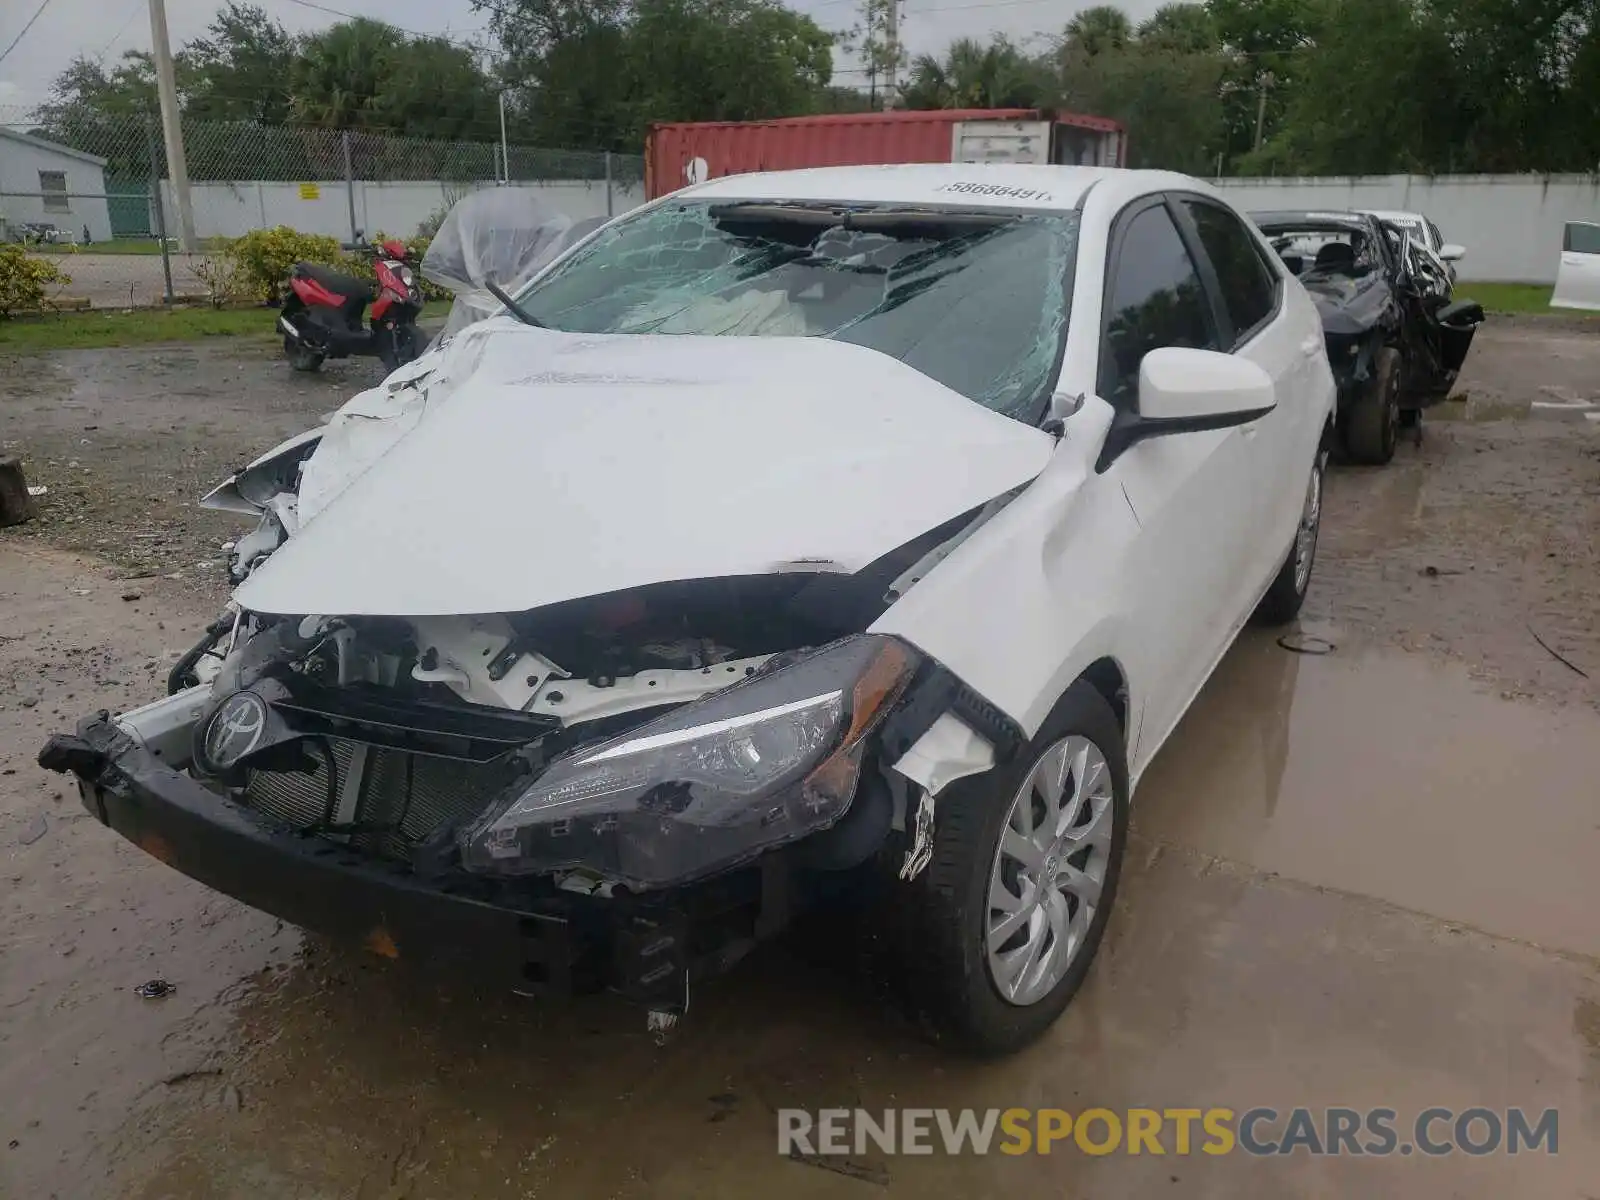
xmin=1300 ymin=335 xmax=1322 ymax=357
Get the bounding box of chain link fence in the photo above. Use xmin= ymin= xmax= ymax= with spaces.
xmin=2 ymin=105 xmax=644 ymax=249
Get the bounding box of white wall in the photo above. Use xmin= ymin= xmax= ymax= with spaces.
xmin=1216 ymin=174 xmax=1600 ymax=284
xmin=163 ymin=178 xmax=646 ymax=242
xmin=0 ymin=139 xmax=113 ymax=242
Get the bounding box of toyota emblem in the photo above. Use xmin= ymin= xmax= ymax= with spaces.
xmin=202 ymin=690 xmax=268 ymax=770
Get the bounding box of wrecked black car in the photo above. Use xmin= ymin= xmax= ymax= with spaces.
xmin=1252 ymin=210 xmax=1484 ymax=464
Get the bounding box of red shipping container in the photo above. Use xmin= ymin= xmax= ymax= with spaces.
xmin=644 ymin=108 xmax=1127 ymax=200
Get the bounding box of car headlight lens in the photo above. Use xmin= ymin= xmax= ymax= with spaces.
xmin=459 ymin=635 xmax=918 ymax=888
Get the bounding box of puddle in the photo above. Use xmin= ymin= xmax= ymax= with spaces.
xmin=1135 ymin=629 xmax=1600 ymax=955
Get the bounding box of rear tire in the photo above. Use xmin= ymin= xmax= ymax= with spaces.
xmin=1254 ymin=450 xmax=1325 ymax=626
xmin=284 ymin=335 xmax=324 ymax=373
xmin=1344 ymin=347 xmax=1400 ymax=464
xmin=878 ymin=682 xmax=1129 ymax=1056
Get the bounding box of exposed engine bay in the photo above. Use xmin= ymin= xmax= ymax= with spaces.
xmin=137 ymin=477 xmax=1011 ymax=901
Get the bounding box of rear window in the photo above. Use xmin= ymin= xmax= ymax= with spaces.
xmin=1564 ymin=223 xmax=1600 ymax=254
xmin=1258 ymin=223 xmax=1383 ymax=278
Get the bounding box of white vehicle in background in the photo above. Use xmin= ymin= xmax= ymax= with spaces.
xmin=1362 ymin=209 xmax=1466 ymax=280
xmin=1551 ymin=221 xmax=1600 ymax=310
xmin=42 ymin=164 xmax=1336 ymax=1055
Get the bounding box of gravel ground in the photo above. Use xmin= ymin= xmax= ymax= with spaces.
xmin=1 ymin=320 xmax=1598 ymax=1199
xmin=49 ymin=253 xmax=213 ymax=309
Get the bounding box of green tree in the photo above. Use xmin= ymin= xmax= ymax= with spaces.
xmin=33 ymin=52 xmax=160 ymax=175
xmin=483 ymin=0 xmax=836 ymax=151
xmin=1137 ymin=3 xmax=1219 ymax=53
xmin=1241 ymin=0 xmax=1454 ymax=174
xmin=1063 ymin=5 xmax=1134 ymax=56
xmin=183 ymin=2 xmax=297 ymax=124
xmin=900 ymin=36 xmax=1050 ymax=109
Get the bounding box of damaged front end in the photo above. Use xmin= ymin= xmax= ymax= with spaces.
xmin=40 ymin=542 xmax=1020 ymax=1018
xmin=43 ymin=299 xmax=1056 ymax=1020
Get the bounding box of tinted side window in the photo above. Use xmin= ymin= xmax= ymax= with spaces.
xmin=1100 ymin=203 xmax=1218 ymax=409
xmin=1565 ymin=222 xmax=1600 ymax=254
xmin=1183 ymin=200 xmax=1277 ymax=343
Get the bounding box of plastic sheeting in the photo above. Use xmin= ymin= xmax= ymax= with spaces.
xmin=420 ymin=189 xmax=586 ymax=337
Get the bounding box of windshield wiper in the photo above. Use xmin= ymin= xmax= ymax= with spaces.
xmin=486 ymin=277 xmax=545 ymax=328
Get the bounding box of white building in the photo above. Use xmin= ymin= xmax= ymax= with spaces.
xmin=0 ymin=128 xmax=113 ymax=243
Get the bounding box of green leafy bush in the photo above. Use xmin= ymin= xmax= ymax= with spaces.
xmin=210 ymin=226 xmax=449 ymax=305
xmin=219 ymin=226 xmax=346 ymax=302
xmin=0 ymin=245 xmax=71 ymax=318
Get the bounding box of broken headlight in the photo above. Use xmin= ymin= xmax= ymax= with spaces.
xmin=459 ymin=635 xmax=917 ymax=889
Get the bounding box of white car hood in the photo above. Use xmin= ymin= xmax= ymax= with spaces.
xmin=234 ymin=326 xmax=1053 ymax=617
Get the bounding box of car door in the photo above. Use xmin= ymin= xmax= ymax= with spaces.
xmin=1096 ymin=196 xmax=1275 ymax=763
xmin=1552 ymin=222 xmax=1600 ymax=311
xmin=1175 ymin=195 xmax=1308 ymax=588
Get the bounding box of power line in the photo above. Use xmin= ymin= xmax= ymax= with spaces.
xmin=95 ymin=1 xmax=144 ymax=63
xmin=278 ymin=0 xmax=490 ymax=47
xmin=0 ymin=0 xmax=55 ymax=67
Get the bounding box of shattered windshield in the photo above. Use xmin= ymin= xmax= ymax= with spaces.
xmin=511 ymin=200 xmax=1078 ymax=421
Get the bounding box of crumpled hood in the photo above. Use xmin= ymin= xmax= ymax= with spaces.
xmin=235 ymin=325 xmax=1054 ymax=617
xmin=1300 ymin=271 xmax=1393 ymax=337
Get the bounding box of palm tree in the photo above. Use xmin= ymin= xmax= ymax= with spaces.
xmin=900 ymin=36 xmax=1047 ymax=109
xmin=1063 ymin=6 xmax=1133 ymax=57
xmin=1136 ymin=4 xmax=1218 ymax=54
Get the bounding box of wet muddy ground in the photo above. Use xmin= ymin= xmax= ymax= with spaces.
xmin=2 ymin=322 xmax=1598 ymax=1199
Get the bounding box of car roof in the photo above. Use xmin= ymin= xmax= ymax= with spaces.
xmin=678 ymin=163 xmax=1205 ymax=213
xmin=1252 ymin=209 xmax=1377 ymax=233
xmin=1362 ymin=209 xmax=1426 ymax=223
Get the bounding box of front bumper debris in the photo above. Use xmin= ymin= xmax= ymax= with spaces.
xmin=37 ymin=715 xmax=722 ymax=1011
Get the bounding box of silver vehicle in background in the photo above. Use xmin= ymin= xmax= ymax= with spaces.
xmin=1362 ymin=209 xmax=1466 ymax=281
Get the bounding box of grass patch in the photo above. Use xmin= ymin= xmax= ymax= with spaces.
xmin=1458 ymin=282 xmax=1556 ymax=314
xmin=0 ymin=306 xmax=272 ymax=352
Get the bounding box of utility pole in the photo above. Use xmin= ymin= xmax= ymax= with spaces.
xmin=147 ymin=0 xmax=196 ymax=250
xmin=1252 ymin=71 xmax=1276 ymax=153
xmin=881 ymin=0 xmax=900 ymax=110
xmin=498 ymin=92 xmax=509 ymax=184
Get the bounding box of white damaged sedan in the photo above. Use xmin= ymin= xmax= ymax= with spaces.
xmin=41 ymin=164 xmax=1335 ymax=1054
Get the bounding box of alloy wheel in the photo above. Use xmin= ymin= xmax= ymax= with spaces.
xmin=985 ymin=735 xmax=1116 ymax=1007
xmin=1293 ymin=457 xmax=1324 ymax=595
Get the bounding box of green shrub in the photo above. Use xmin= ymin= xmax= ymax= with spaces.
xmin=219 ymin=226 xmax=346 ymax=302
xmin=213 ymin=226 xmax=450 ymax=306
xmin=0 ymin=245 xmax=71 ymax=317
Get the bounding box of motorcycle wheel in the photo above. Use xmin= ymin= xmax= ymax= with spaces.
xmin=380 ymin=325 xmax=423 ymax=372
xmin=284 ymin=334 xmax=325 ymax=373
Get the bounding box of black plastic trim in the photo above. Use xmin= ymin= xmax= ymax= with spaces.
xmin=879 ymin=662 xmax=1025 ymax=768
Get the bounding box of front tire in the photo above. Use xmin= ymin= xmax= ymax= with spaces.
xmin=283 ymin=334 xmax=324 ymax=373
xmin=1254 ymin=450 xmax=1325 ymax=626
xmin=883 ymin=682 xmax=1129 ymax=1056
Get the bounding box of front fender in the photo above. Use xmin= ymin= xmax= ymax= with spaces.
xmin=871 ymin=403 xmax=1139 ymax=743
xmin=199 ymin=426 xmax=325 ymax=515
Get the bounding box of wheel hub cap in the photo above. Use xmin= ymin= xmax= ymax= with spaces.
xmin=985 ymin=734 xmax=1115 ymax=1007
xmin=1293 ymin=460 xmax=1323 ymax=594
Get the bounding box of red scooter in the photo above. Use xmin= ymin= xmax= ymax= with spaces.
xmin=278 ymin=239 xmax=426 ymax=373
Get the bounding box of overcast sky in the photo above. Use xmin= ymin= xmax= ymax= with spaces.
xmin=1 ymin=0 xmax=1167 ymax=115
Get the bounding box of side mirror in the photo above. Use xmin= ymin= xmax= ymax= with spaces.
xmin=1097 ymin=347 xmax=1276 ymax=471
xmin=1439 ymin=243 xmax=1466 ymax=262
